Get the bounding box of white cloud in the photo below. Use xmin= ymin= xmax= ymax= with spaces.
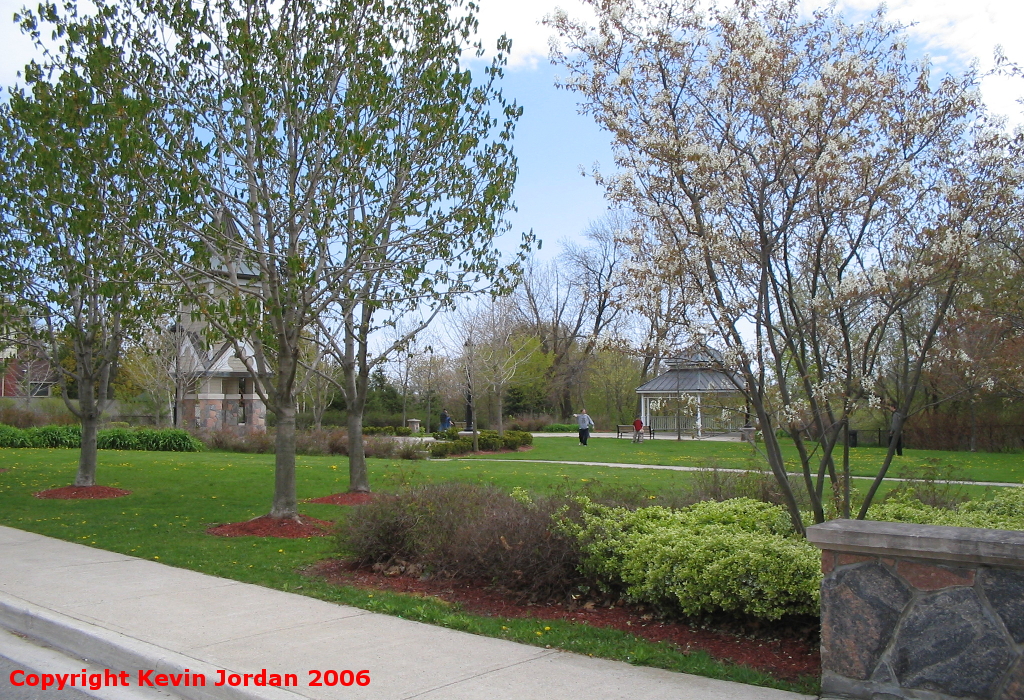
xmin=472 ymin=0 xmax=594 ymax=68
xmin=476 ymin=0 xmax=1024 ymax=120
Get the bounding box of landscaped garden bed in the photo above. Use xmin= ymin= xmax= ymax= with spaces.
xmin=308 ymin=558 xmax=820 ymax=683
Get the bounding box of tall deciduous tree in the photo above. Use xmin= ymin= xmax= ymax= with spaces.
xmin=0 ymin=2 xmax=176 ymax=486
xmin=107 ymin=0 xmax=524 ymax=513
xmin=550 ymin=0 xmax=1023 ymax=532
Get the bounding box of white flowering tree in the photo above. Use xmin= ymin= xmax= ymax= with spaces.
xmin=550 ymin=0 xmax=1024 ymax=531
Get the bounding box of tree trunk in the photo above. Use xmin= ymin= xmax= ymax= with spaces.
xmin=173 ymin=379 xmax=185 ymax=430
xmin=270 ymin=402 xmax=299 ymax=519
xmin=75 ymin=382 xmax=99 ymax=486
xmin=347 ymin=409 xmax=370 ymax=492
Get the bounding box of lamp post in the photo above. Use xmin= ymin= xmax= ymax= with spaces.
xmin=424 ymin=346 xmax=433 ymax=434
xmin=464 ymin=337 xmax=478 ymax=451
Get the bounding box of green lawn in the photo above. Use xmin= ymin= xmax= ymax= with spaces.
xmin=460 ymin=436 xmax=1024 ymax=485
xmin=0 ymin=447 xmax=817 ymax=694
xmin=2 ymin=441 xmax=1019 ymax=694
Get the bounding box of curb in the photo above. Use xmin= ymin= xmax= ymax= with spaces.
xmin=0 ymin=592 xmax=305 ymax=700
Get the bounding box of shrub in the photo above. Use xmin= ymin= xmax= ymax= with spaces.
xmin=26 ymin=424 xmax=82 ymax=448
xmin=502 ymin=430 xmax=533 ymax=449
xmin=506 ymin=414 xmax=554 ymax=432
xmin=869 ymin=488 xmax=1024 ymax=530
xmin=559 ymin=498 xmax=820 ymax=621
xmin=96 ymin=428 xmax=139 ymax=450
xmin=132 ymin=428 xmax=203 ymax=452
xmin=429 ymin=438 xmax=473 ymax=457
xmin=327 ymin=429 xmax=348 ymax=455
xmin=295 ymin=430 xmax=330 ymax=456
xmin=200 ymin=429 xmax=275 ymax=453
xmin=362 ymin=435 xmax=399 ymax=459
xmin=430 ymin=427 xmax=461 ymax=441
xmin=337 ymin=483 xmax=583 ymax=599
xmin=396 ymin=441 xmax=425 ymax=460
xmin=0 ymin=406 xmax=47 ymax=429
xmin=476 ymin=430 xmax=503 ymax=451
xmin=545 ymin=423 xmax=578 ymax=432
xmin=659 ymin=462 xmax=811 ymax=511
xmin=0 ymin=424 xmax=30 ymax=448
xmin=886 ymin=459 xmax=971 ymax=510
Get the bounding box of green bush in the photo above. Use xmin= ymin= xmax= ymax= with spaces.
xmin=0 ymin=424 xmax=30 ymax=448
xmin=363 ymin=425 xmax=414 ymax=436
xmin=560 ymin=498 xmax=820 ymax=621
xmin=545 ymin=423 xmax=578 ymax=432
xmin=502 ymin=430 xmax=533 ymax=449
xmin=429 ymin=438 xmax=473 ymax=458
xmin=0 ymin=423 xmax=202 ymax=452
xmin=25 ymin=425 xmax=82 ymax=448
xmin=431 ymin=427 xmax=461 ymax=441
xmin=132 ymin=428 xmax=204 ymax=452
xmin=868 ymin=488 xmax=1024 ymax=530
xmin=97 ymin=428 xmax=139 ymax=450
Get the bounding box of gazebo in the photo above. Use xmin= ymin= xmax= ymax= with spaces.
xmin=636 ymin=350 xmax=746 ymax=437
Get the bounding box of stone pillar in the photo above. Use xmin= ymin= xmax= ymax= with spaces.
xmin=807 ymin=519 xmax=1024 ymax=700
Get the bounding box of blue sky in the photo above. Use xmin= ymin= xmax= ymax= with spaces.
xmin=2 ymin=0 xmax=1022 ymax=260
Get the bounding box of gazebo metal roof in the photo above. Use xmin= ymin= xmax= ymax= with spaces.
xmin=636 ymin=368 xmax=739 ymax=394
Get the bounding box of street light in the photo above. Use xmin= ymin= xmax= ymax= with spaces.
xmin=424 ymin=346 xmax=433 ymax=434
xmin=464 ymin=337 xmax=478 ymax=452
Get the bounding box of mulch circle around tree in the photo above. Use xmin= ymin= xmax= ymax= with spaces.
xmin=206 ymin=514 xmax=334 ymax=538
xmin=308 ymin=559 xmax=819 ymax=683
xmin=34 ymin=485 xmax=131 ymax=499
xmin=306 ymin=492 xmax=376 ymax=506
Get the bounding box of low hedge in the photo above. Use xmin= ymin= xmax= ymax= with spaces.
xmin=868 ymin=487 xmax=1024 ymax=530
xmin=363 ymin=425 xmax=413 ymax=437
xmin=428 ymin=429 xmax=532 ymax=457
xmin=559 ymin=497 xmax=821 ymax=621
xmin=0 ymin=424 xmax=203 ymax=452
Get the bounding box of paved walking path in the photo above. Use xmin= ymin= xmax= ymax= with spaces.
xmin=0 ymin=526 xmax=814 ymax=700
xmin=456 ymin=458 xmax=1024 ymax=488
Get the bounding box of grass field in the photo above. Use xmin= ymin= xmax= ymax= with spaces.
xmin=1 ymin=440 xmax=1020 ymax=694
xmin=0 ymin=447 xmax=818 ymax=693
xmin=460 ymin=436 xmax=1024 ymax=485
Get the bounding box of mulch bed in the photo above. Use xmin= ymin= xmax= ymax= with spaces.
xmin=34 ymin=485 xmax=131 ymax=499
xmin=206 ymin=514 xmax=334 ymax=538
xmin=308 ymin=559 xmax=819 ymax=683
xmin=306 ymin=492 xmax=376 ymax=506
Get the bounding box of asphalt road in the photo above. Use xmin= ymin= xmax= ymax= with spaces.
xmin=1 ymin=652 xmax=102 ymax=700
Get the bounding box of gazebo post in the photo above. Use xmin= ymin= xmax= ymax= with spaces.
xmin=696 ymin=393 xmax=703 ymax=439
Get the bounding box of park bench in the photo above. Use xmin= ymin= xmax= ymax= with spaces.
xmin=616 ymin=424 xmax=654 ymax=439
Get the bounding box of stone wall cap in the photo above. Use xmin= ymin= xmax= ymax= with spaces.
xmin=806 ymin=519 xmax=1024 ymax=568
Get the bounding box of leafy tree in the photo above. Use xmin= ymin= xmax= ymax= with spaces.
xmin=103 ymin=0 xmax=525 ymax=515
xmin=0 ymin=2 xmax=177 ymax=486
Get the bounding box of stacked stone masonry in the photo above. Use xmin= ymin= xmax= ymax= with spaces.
xmin=808 ymin=520 xmax=1024 ymax=700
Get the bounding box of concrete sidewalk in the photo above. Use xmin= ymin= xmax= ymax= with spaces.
xmin=0 ymin=526 xmax=815 ymax=700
